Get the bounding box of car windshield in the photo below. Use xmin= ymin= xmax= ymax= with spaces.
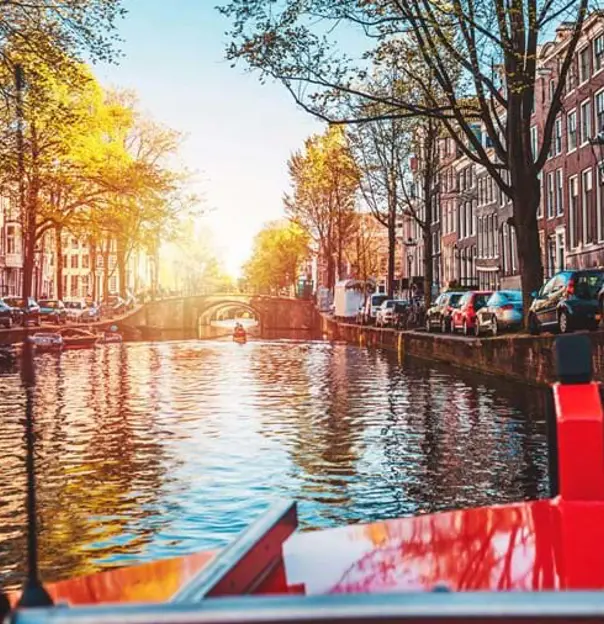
xmin=4 ymin=298 xmax=23 ymax=307
xmin=385 ymin=301 xmax=395 ymax=309
xmin=501 ymin=291 xmax=522 ymax=302
xmin=449 ymin=294 xmax=462 ymax=306
xmin=39 ymin=300 xmax=58 ymax=308
xmin=574 ymin=271 xmax=604 ymax=299
xmin=371 ymin=295 xmax=387 ymax=307
xmin=474 ymin=294 xmax=490 ymax=308
xmin=65 ymin=302 xmax=83 ymax=309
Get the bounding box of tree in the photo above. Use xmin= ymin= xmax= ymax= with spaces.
xmin=344 ymin=212 xmax=384 ymax=284
xmin=221 ymin=0 xmax=590 ymax=324
xmin=243 ymin=220 xmax=310 ymax=294
xmin=0 ymin=0 xmax=124 ymax=95
xmin=285 ymin=126 xmax=359 ymax=291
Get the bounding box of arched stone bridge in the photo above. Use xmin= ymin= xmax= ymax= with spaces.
xmin=121 ymin=294 xmax=319 ymax=340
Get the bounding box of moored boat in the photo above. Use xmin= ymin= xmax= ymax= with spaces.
xmin=27 ymin=332 xmax=63 ymax=352
xmin=58 ymin=327 xmax=99 ymax=350
xmin=6 ymin=334 xmax=604 ymax=623
xmin=101 ymin=331 xmax=123 ymax=344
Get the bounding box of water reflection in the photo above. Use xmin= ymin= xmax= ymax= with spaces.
xmin=0 ymin=341 xmax=548 ymax=588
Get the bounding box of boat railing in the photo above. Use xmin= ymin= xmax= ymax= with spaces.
xmin=12 ymin=590 xmax=604 ymax=623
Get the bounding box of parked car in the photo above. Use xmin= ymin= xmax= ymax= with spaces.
xmin=392 ymin=301 xmax=410 ymax=329
xmin=85 ymin=301 xmax=101 ymax=322
xmin=528 ymin=269 xmax=604 ymax=334
xmin=363 ymin=293 xmax=388 ymax=325
xmin=474 ymin=290 xmax=523 ymax=336
xmin=0 ymin=301 xmax=15 ymax=328
xmin=3 ymin=297 xmax=40 ymax=326
xmin=425 ymin=291 xmax=464 ymax=333
xmin=450 ymin=290 xmax=493 ymax=335
xmin=376 ymin=299 xmax=400 ymax=327
xmin=64 ymin=300 xmax=89 ymax=323
xmin=38 ymin=299 xmax=67 ymax=325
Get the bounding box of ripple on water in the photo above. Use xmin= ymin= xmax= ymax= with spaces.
xmin=0 ymin=340 xmax=549 ymax=587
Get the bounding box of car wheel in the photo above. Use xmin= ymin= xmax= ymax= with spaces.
xmin=558 ymin=310 xmax=570 ymax=334
xmin=491 ymin=318 xmax=498 ymax=336
xmin=528 ymin=313 xmax=540 ymax=336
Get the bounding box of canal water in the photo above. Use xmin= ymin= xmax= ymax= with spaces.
xmin=0 ymin=338 xmax=550 ymax=588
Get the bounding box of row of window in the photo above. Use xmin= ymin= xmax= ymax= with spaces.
xmin=61 ymin=274 xmax=118 ymax=298
xmin=61 ymin=254 xmax=117 ymax=270
xmin=565 ymin=33 xmax=604 ymax=94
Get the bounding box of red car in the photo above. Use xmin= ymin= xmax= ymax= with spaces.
xmin=450 ymin=290 xmax=493 ymax=335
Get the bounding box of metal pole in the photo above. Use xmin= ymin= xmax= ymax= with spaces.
xmin=14 ymin=63 xmax=53 ymax=610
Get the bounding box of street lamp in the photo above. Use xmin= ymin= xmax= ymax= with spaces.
xmin=405 ymin=237 xmax=417 ymax=301
xmin=589 ymin=129 xmax=604 ymax=185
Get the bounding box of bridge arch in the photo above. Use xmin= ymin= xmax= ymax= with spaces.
xmin=197 ymin=300 xmax=263 ymax=327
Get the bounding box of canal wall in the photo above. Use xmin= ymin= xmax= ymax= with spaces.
xmin=321 ymin=316 xmax=604 ymax=386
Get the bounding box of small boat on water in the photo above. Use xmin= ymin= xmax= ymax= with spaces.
xmin=101 ymin=331 xmax=123 ymax=344
xmin=58 ymin=327 xmax=99 ymax=350
xmin=27 ymin=332 xmax=63 ymax=352
xmin=5 ymin=334 xmax=604 ymax=623
xmin=233 ymin=325 xmax=247 ymax=343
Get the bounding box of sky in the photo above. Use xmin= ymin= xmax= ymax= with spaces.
xmin=96 ymin=0 xmax=321 ymax=277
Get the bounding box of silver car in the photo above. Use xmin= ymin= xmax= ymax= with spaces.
xmin=474 ymin=290 xmax=523 ymax=336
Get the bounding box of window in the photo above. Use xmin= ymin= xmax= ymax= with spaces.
xmin=566 ymin=61 xmax=577 ymax=93
xmin=555 ymin=168 xmax=564 ymax=216
xmin=596 ymin=35 xmax=604 ymax=72
xmin=530 ymin=125 xmax=538 ymax=159
xmin=82 ymin=255 xmax=89 ymax=269
xmin=70 ymin=275 xmax=79 ymax=297
xmin=62 ymin=275 xmax=67 ymax=296
xmin=70 ymin=254 xmax=78 ymax=269
xmin=579 ymin=47 xmax=591 ymax=83
xmin=546 ymin=172 xmax=555 ymax=219
xmin=580 ymin=99 xmax=592 ymax=144
xmin=567 ymin=110 xmax=577 ymax=151
xmin=549 ymin=79 xmax=555 ymax=102
xmin=537 ymin=172 xmax=543 ymax=217
xmin=598 ymin=165 xmax=604 ymax=241
xmin=81 ymin=275 xmax=89 ymax=297
xmin=554 ymin=118 xmax=562 ymax=155
xmin=62 ymin=254 xmax=67 ymax=269
xmin=96 ymin=254 xmax=103 ymax=268
xmin=569 ymin=175 xmax=579 ymax=248
xmin=110 ymin=276 xmax=117 ymax=293
xmin=582 ymin=168 xmax=596 ymax=244
xmin=71 ymin=238 xmax=78 ymax=250
xmin=6 ymin=225 xmax=16 ymax=255
xmin=596 ymin=90 xmax=604 ymax=135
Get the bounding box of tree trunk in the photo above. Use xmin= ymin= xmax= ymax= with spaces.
xmin=55 ymin=225 xmax=63 ymax=300
xmin=102 ymin=241 xmax=110 ymax=303
xmin=387 ymin=208 xmax=395 ymax=299
xmin=513 ymin=189 xmax=544 ymax=329
xmin=116 ymin=236 xmax=127 ymax=298
xmin=90 ymin=238 xmax=97 ymax=301
xmin=423 ymin=226 xmax=434 ymax=308
xmin=22 ymin=127 xmax=39 ymax=302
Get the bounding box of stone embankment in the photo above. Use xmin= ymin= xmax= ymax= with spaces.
xmin=321 ymin=315 xmax=604 ymax=386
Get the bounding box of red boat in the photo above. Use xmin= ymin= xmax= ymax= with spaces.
xmin=7 ymin=334 xmax=604 ymax=622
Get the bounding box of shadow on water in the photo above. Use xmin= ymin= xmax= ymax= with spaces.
xmin=0 ymin=337 xmax=549 ymax=587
